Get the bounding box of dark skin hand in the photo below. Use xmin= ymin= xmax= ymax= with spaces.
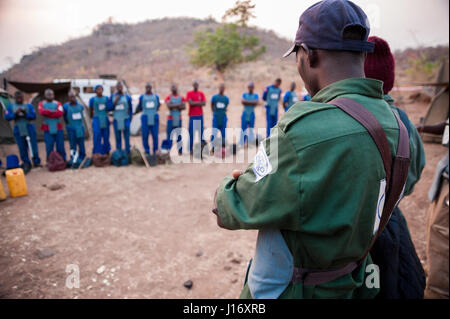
xmin=416 ymin=121 xmax=446 ymax=135
xmin=212 ymin=170 xmax=242 ymax=229
xmin=242 ymin=99 xmax=258 ymax=106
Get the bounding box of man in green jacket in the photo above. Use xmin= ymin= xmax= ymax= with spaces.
xmin=212 ymin=0 xmax=406 ymax=299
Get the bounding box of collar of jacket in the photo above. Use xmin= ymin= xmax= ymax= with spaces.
xmin=312 ymin=78 xmax=384 ymax=103
xmin=383 ymin=93 xmax=395 ymax=105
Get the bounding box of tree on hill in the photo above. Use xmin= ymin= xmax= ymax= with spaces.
xmin=222 ymin=0 xmax=256 ymax=27
xmin=188 ymin=0 xmax=265 ymax=80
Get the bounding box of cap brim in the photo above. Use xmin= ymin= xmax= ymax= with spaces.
xmin=283 ymin=43 xmax=297 ymax=58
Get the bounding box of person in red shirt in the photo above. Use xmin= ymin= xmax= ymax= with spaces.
xmin=186 ymin=81 xmax=206 ymax=154
xmin=163 ymin=83 xmax=186 ymax=154
xmin=38 ymin=88 xmax=66 ymax=161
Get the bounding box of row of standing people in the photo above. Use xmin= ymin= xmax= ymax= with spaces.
xmin=4 ymin=79 xmax=311 ymax=168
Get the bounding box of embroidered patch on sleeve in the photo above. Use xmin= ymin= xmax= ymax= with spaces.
xmin=373 ymin=178 xmax=386 ymax=235
xmin=253 ymin=146 xmax=273 ymax=182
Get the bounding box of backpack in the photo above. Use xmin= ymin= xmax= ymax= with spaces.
xmin=47 ymin=151 xmax=66 ymax=172
xmin=146 ymin=154 xmax=158 ymax=167
xmin=120 ymin=150 xmax=129 ymax=166
xmin=92 ymin=153 xmax=110 ymax=167
xmin=129 ymin=146 xmax=145 ymax=166
xmin=111 ymin=150 xmax=129 ymax=167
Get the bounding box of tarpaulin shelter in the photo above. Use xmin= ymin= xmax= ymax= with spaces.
xmin=422 ymin=59 xmax=449 ymax=143
xmin=0 ymin=88 xmax=15 ymax=144
xmin=7 ymin=80 xmax=91 ymax=142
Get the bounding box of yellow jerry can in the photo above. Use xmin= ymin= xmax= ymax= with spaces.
xmin=5 ymin=168 xmax=28 ymax=198
xmin=0 ymin=178 xmax=7 ymax=201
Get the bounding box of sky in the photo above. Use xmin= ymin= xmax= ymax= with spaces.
xmin=0 ymin=0 xmax=448 ymax=72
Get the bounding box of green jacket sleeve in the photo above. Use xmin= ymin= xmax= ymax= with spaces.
xmin=216 ymin=127 xmax=302 ymax=230
xmin=403 ymin=120 xmax=426 ymax=196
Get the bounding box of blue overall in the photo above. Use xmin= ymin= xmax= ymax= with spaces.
xmin=63 ymin=102 xmax=86 ymax=164
xmin=139 ymin=93 xmax=160 ymax=154
xmin=166 ymin=96 xmax=183 ymax=153
xmin=210 ymin=94 xmax=229 ymax=148
xmin=302 ymin=94 xmax=311 ymax=101
xmin=89 ymin=95 xmax=111 ymax=155
xmin=42 ymin=101 xmax=66 ymax=160
xmin=111 ymin=94 xmax=132 ymax=154
xmin=240 ymin=92 xmax=258 ymax=145
xmin=4 ymin=103 xmax=41 ymax=165
xmin=189 ymin=115 xmax=204 ymax=152
xmin=283 ymin=90 xmax=298 ymax=112
xmin=263 ymin=85 xmax=281 ymax=137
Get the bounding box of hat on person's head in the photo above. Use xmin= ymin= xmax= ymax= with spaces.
xmin=283 ymin=0 xmax=374 ymax=57
xmin=94 ymin=84 xmax=103 ymax=91
xmin=364 ymin=36 xmax=395 ymax=94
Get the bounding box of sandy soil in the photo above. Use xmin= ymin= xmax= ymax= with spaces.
xmin=0 ymin=90 xmax=446 ymax=298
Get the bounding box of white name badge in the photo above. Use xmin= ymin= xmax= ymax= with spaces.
xmin=216 ymin=102 xmax=226 ymax=109
xmin=373 ymin=179 xmax=386 ymax=234
xmin=253 ymin=146 xmax=272 ymax=182
xmin=292 ymin=96 xmax=298 ymax=102
xmin=146 ymin=101 xmax=155 ymax=109
xmin=72 ymin=112 xmax=82 ymax=120
xmin=270 ymin=93 xmax=279 ymax=99
xmin=116 ymin=104 xmax=125 ymax=110
xmin=98 ymin=104 xmax=106 ymax=111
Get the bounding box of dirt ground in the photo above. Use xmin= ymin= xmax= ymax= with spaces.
xmin=0 ymin=90 xmax=446 ymax=299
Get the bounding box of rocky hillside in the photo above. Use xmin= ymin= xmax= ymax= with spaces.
xmin=1 ymin=17 xmax=298 ymax=93
xmin=2 ymin=16 xmax=447 ymax=94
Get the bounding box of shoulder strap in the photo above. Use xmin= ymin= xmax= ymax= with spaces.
xmin=394 ymin=107 xmax=411 ymax=137
xmin=328 ymin=97 xmax=410 ymax=258
xmin=329 ymin=97 xmax=394 ymax=191
xmin=291 ymin=97 xmax=410 ymax=286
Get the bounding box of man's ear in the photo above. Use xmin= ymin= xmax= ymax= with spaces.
xmin=308 ymin=49 xmax=319 ymax=68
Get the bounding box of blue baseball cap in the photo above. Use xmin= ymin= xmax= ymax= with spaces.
xmin=283 ymin=0 xmax=374 ymax=57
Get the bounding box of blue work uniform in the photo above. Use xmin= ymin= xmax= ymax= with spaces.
xmin=110 ymin=93 xmax=133 ymax=154
xmin=240 ymin=92 xmax=258 ymax=145
xmin=38 ymin=100 xmax=66 ymax=161
xmin=4 ymin=103 xmax=41 ymax=166
xmin=89 ymin=95 xmax=111 ymax=155
xmin=137 ymin=93 xmax=160 ymax=155
xmin=283 ymin=90 xmax=299 ymax=112
xmin=63 ymin=101 xmax=86 ymax=165
xmin=210 ymin=94 xmax=230 ymax=148
xmin=262 ymin=85 xmax=282 ymax=137
xmin=165 ymin=95 xmax=184 ymax=154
